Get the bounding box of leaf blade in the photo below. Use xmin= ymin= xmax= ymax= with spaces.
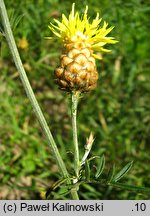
xmin=95 ymin=155 xmax=105 ymax=179
xmin=85 ymin=160 xmax=91 ymax=181
xmin=110 ymin=182 xmax=150 ymax=194
xmin=107 ymin=164 xmax=116 ymax=183
xmin=113 ymin=161 xmax=133 ymax=182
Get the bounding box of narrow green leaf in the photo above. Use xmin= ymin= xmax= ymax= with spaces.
xmin=88 ymin=156 xmax=100 ymax=162
xmin=52 ymin=177 xmax=74 ymax=191
xmin=110 ymin=182 xmax=150 ymax=194
xmin=113 ymin=161 xmax=133 ymax=182
xmin=13 ymin=14 xmax=25 ymax=30
xmin=107 ymin=164 xmax=116 ymax=183
xmin=85 ymin=160 xmax=90 ymax=181
xmin=95 ymin=155 xmax=105 ymax=179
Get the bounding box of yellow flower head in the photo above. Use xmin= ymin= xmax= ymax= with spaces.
xmin=48 ymin=3 xmax=117 ymax=59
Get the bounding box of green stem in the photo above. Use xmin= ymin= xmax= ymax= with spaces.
xmin=0 ymin=0 xmax=79 ymax=200
xmin=71 ymin=91 xmax=80 ymax=178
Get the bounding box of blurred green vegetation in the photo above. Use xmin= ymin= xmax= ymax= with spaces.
xmin=0 ymin=0 xmax=149 ymax=199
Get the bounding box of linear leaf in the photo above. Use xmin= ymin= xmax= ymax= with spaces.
xmin=110 ymin=182 xmax=150 ymax=194
xmin=95 ymin=155 xmax=105 ymax=179
xmin=113 ymin=161 xmax=133 ymax=182
xmin=8 ymin=10 xmax=24 ymax=31
xmin=107 ymin=164 xmax=116 ymax=183
xmin=85 ymin=160 xmax=90 ymax=181
xmin=12 ymin=14 xmax=25 ymax=30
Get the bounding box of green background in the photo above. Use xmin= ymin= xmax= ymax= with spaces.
xmin=0 ymin=0 xmax=149 ymax=199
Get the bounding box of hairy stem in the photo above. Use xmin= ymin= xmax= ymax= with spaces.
xmin=0 ymin=0 xmax=79 ymax=199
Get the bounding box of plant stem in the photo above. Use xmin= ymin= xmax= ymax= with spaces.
xmin=71 ymin=91 xmax=80 ymax=178
xmin=0 ymin=0 xmax=79 ymax=200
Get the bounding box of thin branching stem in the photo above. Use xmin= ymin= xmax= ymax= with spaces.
xmin=0 ymin=0 xmax=79 ymax=200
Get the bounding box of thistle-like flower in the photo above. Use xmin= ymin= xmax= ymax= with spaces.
xmin=48 ymin=3 xmax=117 ymax=92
